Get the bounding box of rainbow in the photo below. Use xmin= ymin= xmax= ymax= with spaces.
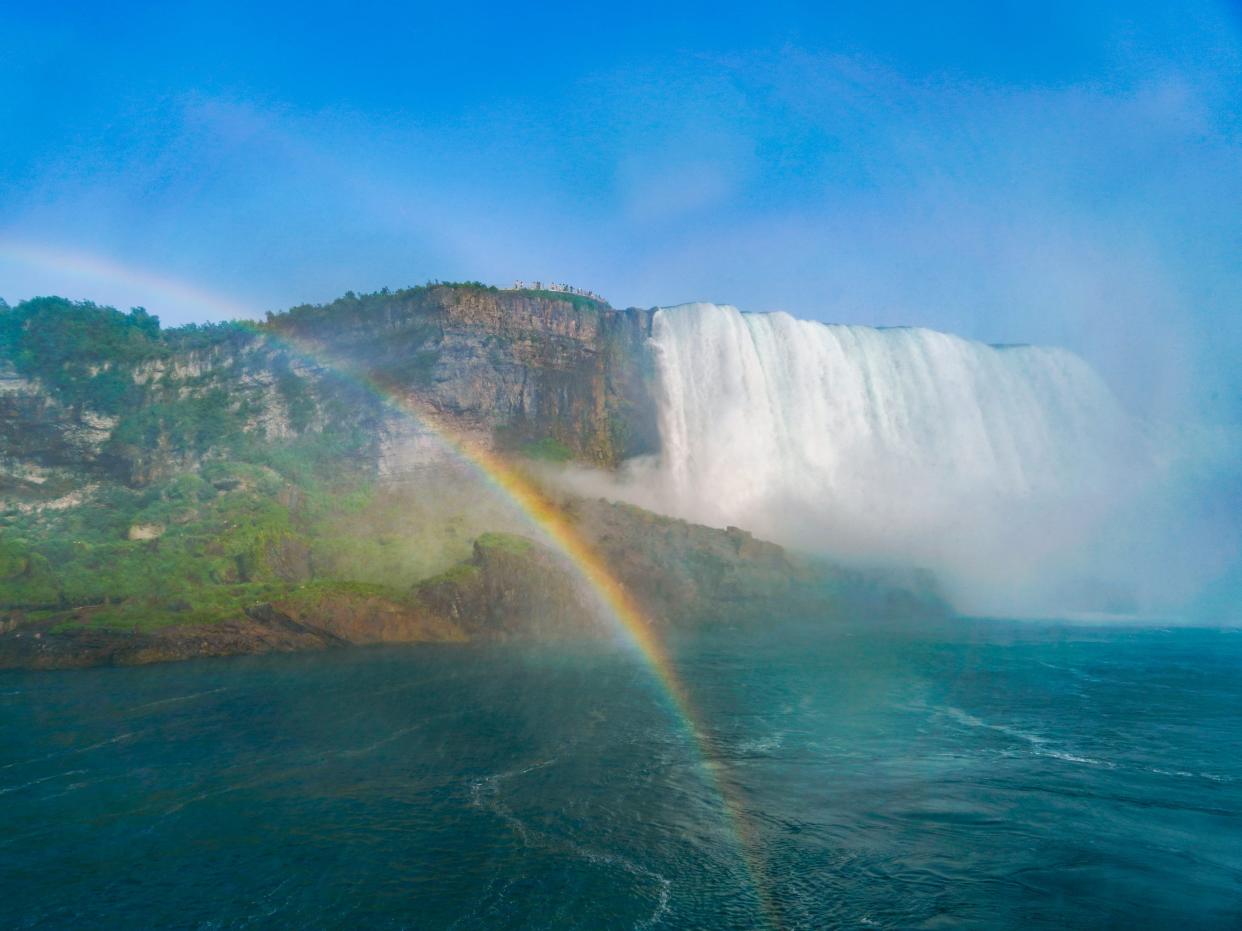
xmin=0 ymin=239 xmax=257 ymax=321
xmin=261 ymin=328 xmax=784 ymax=928
xmin=1 ymin=242 xmax=782 ymax=926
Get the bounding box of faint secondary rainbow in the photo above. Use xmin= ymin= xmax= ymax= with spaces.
xmin=0 ymin=239 xmax=257 ymax=321
xmin=2 ymin=242 xmax=781 ymax=926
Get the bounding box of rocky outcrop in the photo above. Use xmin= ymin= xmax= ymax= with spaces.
xmin=271 ymin=285 xmax=660 ymax=467
xmin=0 ymin=613 xmax=345 ymax=671
xmin=567 ymin=498 xmax=945 ymax=626
xmin=0 ymin=363 xmax=111 ymax=497
xmin=413 ymin=532 xmax=605 ymax=639
xmin=252 ymin=589 xmax=468 ymax=645
xmin=1 ymin=286 xmax=658 ymax=499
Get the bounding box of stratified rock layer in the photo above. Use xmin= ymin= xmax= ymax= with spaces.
xmin=0 ymin=286 xmax=658 ymax=495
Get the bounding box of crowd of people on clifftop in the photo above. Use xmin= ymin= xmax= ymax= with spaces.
xmin=507 ymin=281 xmax=605 ymax=302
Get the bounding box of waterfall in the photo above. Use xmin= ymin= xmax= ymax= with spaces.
xmin=645 ymin=302 xmax=1155 ymax=614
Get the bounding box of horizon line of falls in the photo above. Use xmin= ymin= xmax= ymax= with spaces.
xmin=641 ymin=302 xmax=1178 ymax=617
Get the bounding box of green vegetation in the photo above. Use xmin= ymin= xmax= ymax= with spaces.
xmin=268 ymin=282 xmax=495 ymax=335
xmin=0 ymin=418 xmax=528 ymax=633
xmin=0 ymin=283 xmax=620 ymax=639
xmin=278 ymin=579 xmax=415 ymax=612
xmin=272 ymin=353 xmax=317 ymax=432
xmin=110 ymin=390 xmax=244 ymax=455
xmin=0 ymin=298 xmax=160 ymax=412
xmin=413 ymin=560 xmax=481 ymax=590
xmin=2 ymin=452 xmax=324 ymax=630
xmin=520 ymin=436 xmax=574 ymax=463
xmin=474 ymin=532 xmax=533 ymax=555
xmin=0 ymin=298 xmax=263 ymax=414
xmin=511 ymin=289 xmax=606 ymax=311
xmin=431 ymin=280 xmax=498 ymax=291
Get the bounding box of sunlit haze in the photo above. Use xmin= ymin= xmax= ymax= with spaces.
xmin=3 ymin=1 xmax=1241 ymax=426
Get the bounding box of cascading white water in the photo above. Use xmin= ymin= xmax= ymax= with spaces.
xmin=645 ymin=302 xmax=1155 ymax=615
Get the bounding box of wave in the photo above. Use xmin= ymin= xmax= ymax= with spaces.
xmin=467 ymin=757 xmax=673 ymax=928
xmin=938 ymin=706 xmax=1114 ymax=768
xmin=2 ymin=731 xmax=136 ymax=770
xmin=0 ymin=769 xmax=87 ymax=796
xmin=1149 ymin=767 xmax=1234 ymax=784
xmin=127 ymin=687 xmax=227 ymax=712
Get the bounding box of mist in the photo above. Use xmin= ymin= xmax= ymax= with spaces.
xmin=557 ymin=303 xmax=1241 ymax=622
xmin=1 ymin=1 xmax=1238 ymax=620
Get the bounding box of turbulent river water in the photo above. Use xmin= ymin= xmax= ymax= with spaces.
xmin=2 ymin=620 xmax=1239 ymax=929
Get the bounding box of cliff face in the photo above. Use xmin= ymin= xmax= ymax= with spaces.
xmin=269 ymin=285 xmax=659 ymax=469
xmin=0 ymin=362 xmax=127 ymax=500
xmin=0 ymin=315 xmax=356 ymax=494
xmin=0 ymin=286 xmax=946 ymax=670
xmin=0 ymin=286 xmax=658 ymax=498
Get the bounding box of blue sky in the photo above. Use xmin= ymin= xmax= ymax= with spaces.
xmin=1 ymin=0 xmax=1240 ymax=422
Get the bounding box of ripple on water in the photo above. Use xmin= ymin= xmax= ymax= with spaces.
xmin=0 ymin=628 xmax=1237 ymax=929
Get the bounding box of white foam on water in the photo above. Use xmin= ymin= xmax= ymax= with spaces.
xmin=939 ymin=706 xmax=1116 ymax=768
xmin=128 ymin=687 xmax=227 ymax=712
xmin=0 ymin=769 xmax=87 ymax=796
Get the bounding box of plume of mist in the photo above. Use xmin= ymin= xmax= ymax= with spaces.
xmin=553 ymin=304 xmax=1241 ymax=623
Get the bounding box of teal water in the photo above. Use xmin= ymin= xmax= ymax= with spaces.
xmin=1 ymin=621 xmax=1239 ymax=929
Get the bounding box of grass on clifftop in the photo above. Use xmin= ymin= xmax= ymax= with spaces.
xmin=509 ymin=289 xmax=607 ymax=311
